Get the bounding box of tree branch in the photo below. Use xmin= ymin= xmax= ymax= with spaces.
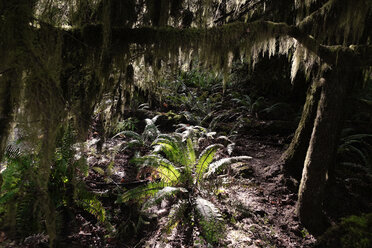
xmin=67 ymin=20 xmax=370 ymax=68
xmin=297 ymin=0 xmax=336 ymax=32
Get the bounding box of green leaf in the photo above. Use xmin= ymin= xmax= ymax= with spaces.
xmin=113 ymin=130 xmax=142 ymax=140
xmin=186 ymin=138 xmax=196 ymax=165
xmin=195 ymin=197 xmax=224 ymax=244
xmin=142 ymin=187 xmax=187 ymax=210
xmin=0 ymin=189 xmax=19 ymax=204
xmin=152 ymin=135 xmax=186 ymax=165
xmin=195 ymin=144 xmax=223 ymax=183
xmin=166 ymin=200 xmax=188 ymax=234
xmin=143 ymin=118 xmax=160 ymax=141
xmin=132 ymin=155 xmax=180 ymax=183
xmin=125 ymin=139 xmax=144 ymax=149
xmin=204 ymin=156 xmax=252 ymax=179
xmin=92 ymin=167 xmax=105 ymax=175
xmin=117 ymin=181 xmax=166 ymax=203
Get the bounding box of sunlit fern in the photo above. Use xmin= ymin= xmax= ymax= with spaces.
xmin=0 ymin=145 xmax=40 ymax=238
xmin=117 ymin=129 xmax=251 ymax=245
xmin=113 ymin=115 xmax=160 ymax=151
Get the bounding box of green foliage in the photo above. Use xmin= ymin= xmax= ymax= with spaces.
xmin=118 ymin=125 xmax=250 ymax=245
xmin=113 ymin=116 xmax=160 ymax=152
xmin=195 ymin=197 xmax=224 ymax=244
xmin=158 ymin=69 xmax=223 ymax=121
xmin=0 ymin=125 xmax=110 ymax=242
xmin=338 ymin=131 xmax=372 ymax=172
xmin=316 ymin=213 xmax=372 ymax=248
xmin=76 ymin=191 xmax=107 ymax=224
xmin=204 ymin=156 xmax=252 ymax=179
xmin=231 ymin=94 xmax=252 ymax=111
xmin=113 ymin=117 xmax=139 ymax=134
xmin=52 ymin=126 xmax=110 ymax=228
xmin=0 ymin=145 xmax=40 ymax=238
xmin=195 ymin=144 xmax=223 ymax=183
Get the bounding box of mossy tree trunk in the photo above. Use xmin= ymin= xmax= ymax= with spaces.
xmin=296 ymin=67 xmax=350 ymax=235
xmin=281 ymin=79 xmax=323 ymax=181
xmin=0 ymin=69 xmax=21 ymax=162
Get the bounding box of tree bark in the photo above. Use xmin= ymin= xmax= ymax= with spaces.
xmin=281 ymin=80 xmax=322 ymax=180
xmin=296 ymin=67 xmax=349 ymax=235
xmin=0 ymin=69 xmax=20 ymax=162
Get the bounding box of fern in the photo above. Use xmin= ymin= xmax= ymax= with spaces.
xmin=175 ymin=124 xmax=207 ymax=141
xmin=0 ymin=148 xmax=41 ymax=239
xmin=195 ymin=197 xmax=224 ymax=244
xmin=131 ymin=155 xmax=180 ymax=183
xmin=152 ymin=134 xmax=186 ymax=165
xmin=143 ymin=116 xmax=160 ymax=141
xmin=4 ymin=145 xmax=21 ymax=161
xmin=79 ymin=197 xmax=106 ymax=223
xmin=117 ymin=127 xmax=252 ymax=245
xmin=114 ymin=117 xmax=160 ymax=152
xmin=142 ymin=187 xmax=188 ymax=210
xmin=113 ymin=130 xmax=143 ymax=141
xmin=204 ymin=156 xmax=252 ymax=179
xmin=338 ymin=133 xmax=372 ymax=171
xmin=195 ymin=144 xmax=223 ymax=184
xmin=165 ymin=200 xmax=188 ymax=234
xmin=117 ymin=181 xmax=167 ymax=203
xmin=113 ymin=117 xmax=139 ymax=133
xmin=75 ymin=183 xmax=108 ymax=224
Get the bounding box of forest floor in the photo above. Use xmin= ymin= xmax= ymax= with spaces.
xmin=138 ymin=134 xmax=316 ymax=248
xmin=63 ymin=112 xmax=317 ymax=248
xmin=2 ymin=87 xmax=370 ymax=247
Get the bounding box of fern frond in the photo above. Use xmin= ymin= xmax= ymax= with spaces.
xmin=165 ymin=200 xmax=188 ymax=234
xmin=142 ymin=187 xmax=187 ymax=210
xmin=227 ymin=143 xmax=235 ymax=156
xmin=131 ymin=155 xmax=180 ymax=183
xmin=0 ymin=189 xmax=19 ymax=204
xmin=143 ymin=119 xmax=160 ymax=141
xmin=204 ymin=156 xmax=252 ymax=179
xmin=92 ymin=167 xmax=105 ymax=175
xmin=195 ymin=144 xmax=223 ymax=183
xmin=117 ymin=181 xmax=166 ymax=203
xmin=341 ymin=134 xmax=372 ymax=141
xmin=340 ymin=162 xmax=370 ymax=173
xmin=112 ymin=130 xmax=142 ymax=140
xmin=344 ymin=145 xmax=369 ymax=167
xmin=138 ymin=103 xmax=150 ymax=110
xmin=175 ymin=124 xmax=207 ymax=142
xmin=77 ymin=196 xmax=106 ymax=223
xmin=123 ymin=140 xmax=144 ymax=150
xmin=186 ymin=138 xmax=196 ymax=165
xmin=338 ymin=133 xmax=372 ymax=169
xmin=152 ymin=135 xmax=185 ymax=165
xmin=195 ymin=197 xmax=222 ymax=221
xmin=195 ymin=197 xmax=224 ymax=244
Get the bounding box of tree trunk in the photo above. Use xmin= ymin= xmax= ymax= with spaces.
xmin=281 ymin=80 xmax=322 ymax=180
xmin=296 ymin=68 xmax=349 ymax=235
xmin=0 ymin=69 xmax=20 ymax=162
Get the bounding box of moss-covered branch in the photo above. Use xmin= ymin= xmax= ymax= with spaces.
xmin=297 ymin=0 xmax=336 ymax=32
xmin=68 ymin=20 xmax=371 ymax=68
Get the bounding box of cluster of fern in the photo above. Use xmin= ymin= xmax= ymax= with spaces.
xmin=116 ymin=124 xmax=251 ymax=245
xmin=0 ymin=125 xmax=110 ymax=244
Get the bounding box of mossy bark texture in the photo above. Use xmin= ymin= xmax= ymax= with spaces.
xmin=281 ymin=80 xmax=322 ymax=180
xmin=296 ymin=68 xmax=349 ymax=235
xmin=0 ymin=69 xmax=21 ymax=162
